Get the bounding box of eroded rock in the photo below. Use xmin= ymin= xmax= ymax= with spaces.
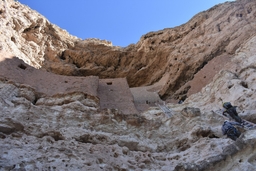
xmin=181 ymin=107 xmax=201 ymax=117
xmin=2 ymin=0 xmax=256 ymax=100
xmin=1 ymin=0 xmax=256 ymax=170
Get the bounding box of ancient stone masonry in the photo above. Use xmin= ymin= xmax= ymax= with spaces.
xmin=98 ymin=78 xmax=139 ymax=115
xmin=1 ymin=0 xmax=256 ymax=170
xmin=0 ymin=56 xmax=139 ymax=114
xmin=2 ymin=0 xmax=256 ymax=100
xmin=42 ymin=0 xmax=256 ymax=100
xmin=0 ymin=56 xmax=99 ymax=101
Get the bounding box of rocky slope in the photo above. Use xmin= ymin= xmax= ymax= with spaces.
xmin=1 ymin=0 xmax=256 ymax=170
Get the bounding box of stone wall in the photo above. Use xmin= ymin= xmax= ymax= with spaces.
xmin=98 ymin=78 xmax=139 ymax=114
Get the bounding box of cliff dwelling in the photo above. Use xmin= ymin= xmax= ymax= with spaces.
xmin=2 ymin=0 xmax=256 ymax=170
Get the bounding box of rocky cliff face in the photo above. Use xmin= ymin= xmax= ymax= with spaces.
xmin=1 ymin=0 xmax=256 ymax=170
xmin=2 ymin=0 xmax=256 ymax=100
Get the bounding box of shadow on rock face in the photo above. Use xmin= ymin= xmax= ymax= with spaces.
xmin=37 ymin=131 xmax=65 ymax=141
xmin=181 ymin=107 xmax=201 ymax=117
xmin=0 ymin=119 xmax=24 ymax=135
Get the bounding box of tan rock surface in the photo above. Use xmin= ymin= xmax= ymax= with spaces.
xmin=0 ymin=0 xmax=78 ymax=68
xmin=98 ymin=78 xmax=139 ymax=114
xmin=0 ymin=56 xmax=99 ymax=98
xmin=42 ymin=0 xmax=256 ymax=100
xmin=1 ymin=0 xmax=256 ymax=170
xmin=2 ymin=0 xmax=256 ymax=99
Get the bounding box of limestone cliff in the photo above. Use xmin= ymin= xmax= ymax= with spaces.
xmin=1 ymin=0 xmax=256 ymax=170
xmin=2 ymin=0 xmax=256 ymax=100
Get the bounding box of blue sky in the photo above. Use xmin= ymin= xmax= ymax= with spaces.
xmin=19 ymin=0 xmax=234 ymax=47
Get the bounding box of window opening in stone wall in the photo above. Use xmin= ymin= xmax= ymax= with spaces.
xmin=18 ymin=63 xmax=27 ymax=70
